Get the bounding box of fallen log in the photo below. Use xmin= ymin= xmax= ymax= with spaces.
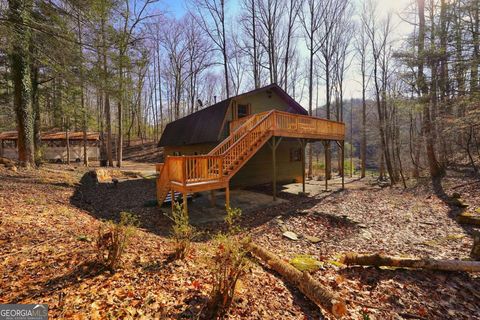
xmin=245 ymin=242 xmax=347 ymax=318
xmin=341 ymin=253 xmax=480 ymax=272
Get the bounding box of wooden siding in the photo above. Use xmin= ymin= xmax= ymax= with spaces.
xmin=226 ymin=90 xmax=291 ymax=124
xmin=231 ymin=139 xmax=302 ymax=187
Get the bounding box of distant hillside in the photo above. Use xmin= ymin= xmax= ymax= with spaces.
xmin=314 ymin=98 xmax=380 ymax=168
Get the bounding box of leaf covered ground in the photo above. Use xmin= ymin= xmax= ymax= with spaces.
xmin=0 ymin=165 xmax=479 ymax=319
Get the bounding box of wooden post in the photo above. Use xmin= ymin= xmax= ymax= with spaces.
xmin=272 ymin=136 xmax=277 ymax=201
xmin=270 ymin=136 xmax=283 ymax=201
xmin=183 ymin=192 xmax=188 ymax=216
xmin=323 ymin=141 xmax=329 ymax=191
xmin=210 ymin=190 xmax=216 ymax=207
xmin=299 ymin=139 xmax=306 ymax=193
xmin=341 ymin=140 xmax=345 ymax=190
xmin=225 ymin=183 xmax=230 ymax=209
xmin=171 ymin=190 xmax=175 ymax=211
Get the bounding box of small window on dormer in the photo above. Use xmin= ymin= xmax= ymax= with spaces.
xmin=237 ymin=104 xmax=250 ymax=118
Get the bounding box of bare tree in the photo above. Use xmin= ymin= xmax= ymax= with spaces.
xmin=354 ymin=3 xmax=370 ymax=178
xmin=190 ymin=0 xmax=230 ymax=98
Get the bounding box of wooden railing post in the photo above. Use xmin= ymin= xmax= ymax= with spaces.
xmin=182 ymin=156 xmax=187 ymax=186
xmin=219 ymin=156 xmax=224 ymax=179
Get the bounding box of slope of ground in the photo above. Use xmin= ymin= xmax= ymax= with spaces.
xmin=122 ymin=140 xmax=164 ymax=163
xmin=0 ymin=164 xmax=479 ymax=319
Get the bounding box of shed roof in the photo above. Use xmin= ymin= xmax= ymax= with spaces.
xmin=0 ymin=131 xmax=100 ymax=141
xmin=158 ymin=84 xmax=307 ymax=147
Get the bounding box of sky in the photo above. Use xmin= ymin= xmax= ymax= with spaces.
xmin=151 ymin=0 xmax=415 ymax=105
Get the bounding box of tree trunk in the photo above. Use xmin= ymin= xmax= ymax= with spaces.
xmin=342 ymin=253 xmax=480 ymax=272
xmin=418 ymin=0 xmax=443 ymax=178
xmin=9 ymin=0 xmax=35 ymax=167
xmin=361 ymin=64 xmax=367 ymax=178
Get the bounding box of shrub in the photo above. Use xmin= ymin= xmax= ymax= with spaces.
xmin=96 ymin=212 xmax=139 ymax=271
xmin=205 ymin=207 xmax=250 ymax=319
xmin=168 ymin=202 xmax=196 ymax=259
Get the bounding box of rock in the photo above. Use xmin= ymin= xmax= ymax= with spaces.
xmin=282 ymin=231 xmax=299 ymax=241
xmin=448 ymin=197 xmax=469 ymax=208
xmin=274 ymin=216 xmax=284 ymax=224
xmin=357 ymin=223 xmax=368 ymax=229
xmin=361 ymin=231 xmax=373 ymax=240
xmin=471 ymin=231 xmax=480 ymax=260
xmin=451 ymin=192 xmax=461 ymax=199
xmin=289 ymin=255 xmax=323 ymax=272
xmin=279 ymin=224 xmax=289 ymax=233
xmin=304 ymin=235 xmax=321 ymax=243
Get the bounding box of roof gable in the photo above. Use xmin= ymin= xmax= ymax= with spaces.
xmin=158 ymin=83 xmax=307 ymax=147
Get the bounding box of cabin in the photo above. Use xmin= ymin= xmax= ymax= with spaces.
xmin=156 ymin=83 xmax=345 ymax=212
xmin=0 ymin=131 xmax=100 ymax=163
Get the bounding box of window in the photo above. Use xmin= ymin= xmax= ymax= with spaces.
xmin=237 ymin=104 xmax=250 ymax=118
xmin=290 ymin=148 xmax=302 ymax=162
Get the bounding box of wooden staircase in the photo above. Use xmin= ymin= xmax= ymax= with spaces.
xmin=156 ymin=109 xmax=345 ymax=206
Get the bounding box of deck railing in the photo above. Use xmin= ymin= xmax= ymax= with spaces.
xmin=166 ymin=155 xmax=223 ymax=185
xmin=273 ymin=110 xmax=344 ymax=138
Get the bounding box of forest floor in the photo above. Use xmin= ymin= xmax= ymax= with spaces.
xmin=0 ymin=164 xmax=479 ymax=319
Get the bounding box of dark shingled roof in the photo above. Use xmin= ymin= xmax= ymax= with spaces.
xmin=158 ymin=98 xmax=231 ymax=147
xmin=158 ymin=83 xmax=308 ymax=147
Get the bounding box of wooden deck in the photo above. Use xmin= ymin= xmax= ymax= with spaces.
xmin=156 ymin=110 xmax=345 ymax=210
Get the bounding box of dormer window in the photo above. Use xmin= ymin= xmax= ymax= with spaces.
xmin=237 ymin=104 xmax=250 ymax=118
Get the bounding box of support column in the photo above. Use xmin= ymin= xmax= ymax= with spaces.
xmin=272 ymin=136 xmax=277 ymax=201
xmin=341 ymin=141 xmax=345 ymax=190
xmin=170 ymin=190 xmax=175 ymax=211
xmin=225 ymin=183 xmax=230 ymax=209
xmin=210 ymin=190 xmax=216 ymax=207
xmin=269 ymin=136 xmax=282 ymax=201
xmin=323 ymin=141 xmax=329 ymax=191
xmin=298 ymin=139 xmax=306 ymax=194
xmin=183 ymin=192 xmax=188 ymax=216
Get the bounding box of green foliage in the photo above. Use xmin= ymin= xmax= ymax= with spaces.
xmin=343 ymin=160 xmax=355 ymax=175
xmin=289 ymin=255 xmax=323 ymax=272
xmin=168 ymin=202 xmax=196 ymax=259
xmin=96 ymin=211 xmax=139 ymax=271
xmin=225 ymin=206 xmax=242 ymax=234
xmin=205 ymin=207 xmax=249 ymax=319
xmin=34 ymin=144 xmax=46 ymax=166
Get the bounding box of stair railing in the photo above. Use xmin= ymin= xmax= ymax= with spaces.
xmin=208 ymin=111 xmax=269 ymax=156
xmin=220 ymin=110 xmax=275 ymax=173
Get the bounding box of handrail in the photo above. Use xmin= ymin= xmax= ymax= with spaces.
xmin=208 ymin=111 xmax=270 ymax=156
xmin=220 ymin=110 xmax=274 ymax=158
xmin=220 ymin=110 xmax=275 ymax=172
